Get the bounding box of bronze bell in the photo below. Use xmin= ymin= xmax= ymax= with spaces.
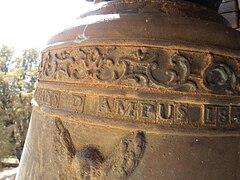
xmin=17 ymin=0 xmax=240 ymax=179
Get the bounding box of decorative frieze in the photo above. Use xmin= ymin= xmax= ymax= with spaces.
xmin=39 ymin=46 xmax=240 ymax=95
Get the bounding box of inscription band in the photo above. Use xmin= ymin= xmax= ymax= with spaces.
xmin=34 ymin=88 xmax=240 ymax=129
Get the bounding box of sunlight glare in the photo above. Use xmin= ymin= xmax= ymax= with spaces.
xmin=0 ymin=0 xmax=93 ymax=52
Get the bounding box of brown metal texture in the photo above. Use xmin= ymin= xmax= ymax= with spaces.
xmin=17 ymin=0 xmax=240 ymax=179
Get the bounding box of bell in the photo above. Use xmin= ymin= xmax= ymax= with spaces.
xmin=17 ymin=0 xmax=240 ymax=179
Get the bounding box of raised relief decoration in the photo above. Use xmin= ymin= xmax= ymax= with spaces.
xmin=39 ymin=46 xmax=240 ymax=95
xmin=204 ymin=63 xmax=239 ymax=95
xmin=98 ymin=97 xmax=202 ymax=126
xmin=54 ymin=118 xmax=146 ymax=180
xmin=35 ymin=88 xmax=86 ymax=113
xmin=147 ymin=54 xmax=197 ymax=92
xmin=204 ymin=105 xmax=240 ymax=127
xmin=40 ymin=48 xmax=125 ymax=82
xmin=34 ymin=88 xmax=240 ymax=129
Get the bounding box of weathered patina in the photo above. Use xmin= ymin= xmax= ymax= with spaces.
xmin=17 ymin=0 xmax=240 ymax=179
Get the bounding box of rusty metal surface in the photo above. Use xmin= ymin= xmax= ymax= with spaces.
xmin=17 ymin=0 xmax=240 ymax=179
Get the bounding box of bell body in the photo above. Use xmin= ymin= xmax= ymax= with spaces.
xmin=17 ymin=0 xmax=240 ymax=179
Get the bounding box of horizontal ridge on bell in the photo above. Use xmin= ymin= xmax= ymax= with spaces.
xmin=88 ymin=0 xmax=222 ymax=11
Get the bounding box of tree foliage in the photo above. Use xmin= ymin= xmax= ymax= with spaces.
xmin=0 ymin=45 xmax=39 ymax=161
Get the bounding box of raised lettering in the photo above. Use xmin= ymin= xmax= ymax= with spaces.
xmin=175 ymin=104 xmax=188 ymax=122
xmin=60 ymin=94 xmax=85 ymax=113
xmin=217 ymin=106 xmax=230 ymax=125
xmin=116 ymin=99 xmax=137 ymax=118
xmin=158 ymin=103 xmax=174 ymax=122
xmin=98 ymin=97 xmax=114 ymax=113
xmin=204 ymin=105 xmax=216 ymax=125
xmin=42 ymin=90 xmax=51 ymax=106
xmin=50 ymin=92 xmax=60 ymax=108
xmin=33 ymin=88 xmax=240 ymax=129
xmin=73 ymin=96 xmax=83 ymax=107
xmin=139 ymin=102 xmax=156 ymax=121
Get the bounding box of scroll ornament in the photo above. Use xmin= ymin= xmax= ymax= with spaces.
xmin=39 ymin=47 xmax=240 ymax=95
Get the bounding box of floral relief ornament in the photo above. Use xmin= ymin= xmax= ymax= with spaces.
xmin=39 ymin=48 xmax=126 ymax=82
xmin=204 ymin=63 xmax=240 ymax=95
xmin=147 ymin=53 xmax=198 ymax=92
xmin=39 ymin=46 xmax=240 ymax=95
xmin=39 ymin=48 xmax=198 ymax=91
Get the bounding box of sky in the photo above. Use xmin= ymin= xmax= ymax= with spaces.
xmin=0 ymin=0 xmax=93 ymax=53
